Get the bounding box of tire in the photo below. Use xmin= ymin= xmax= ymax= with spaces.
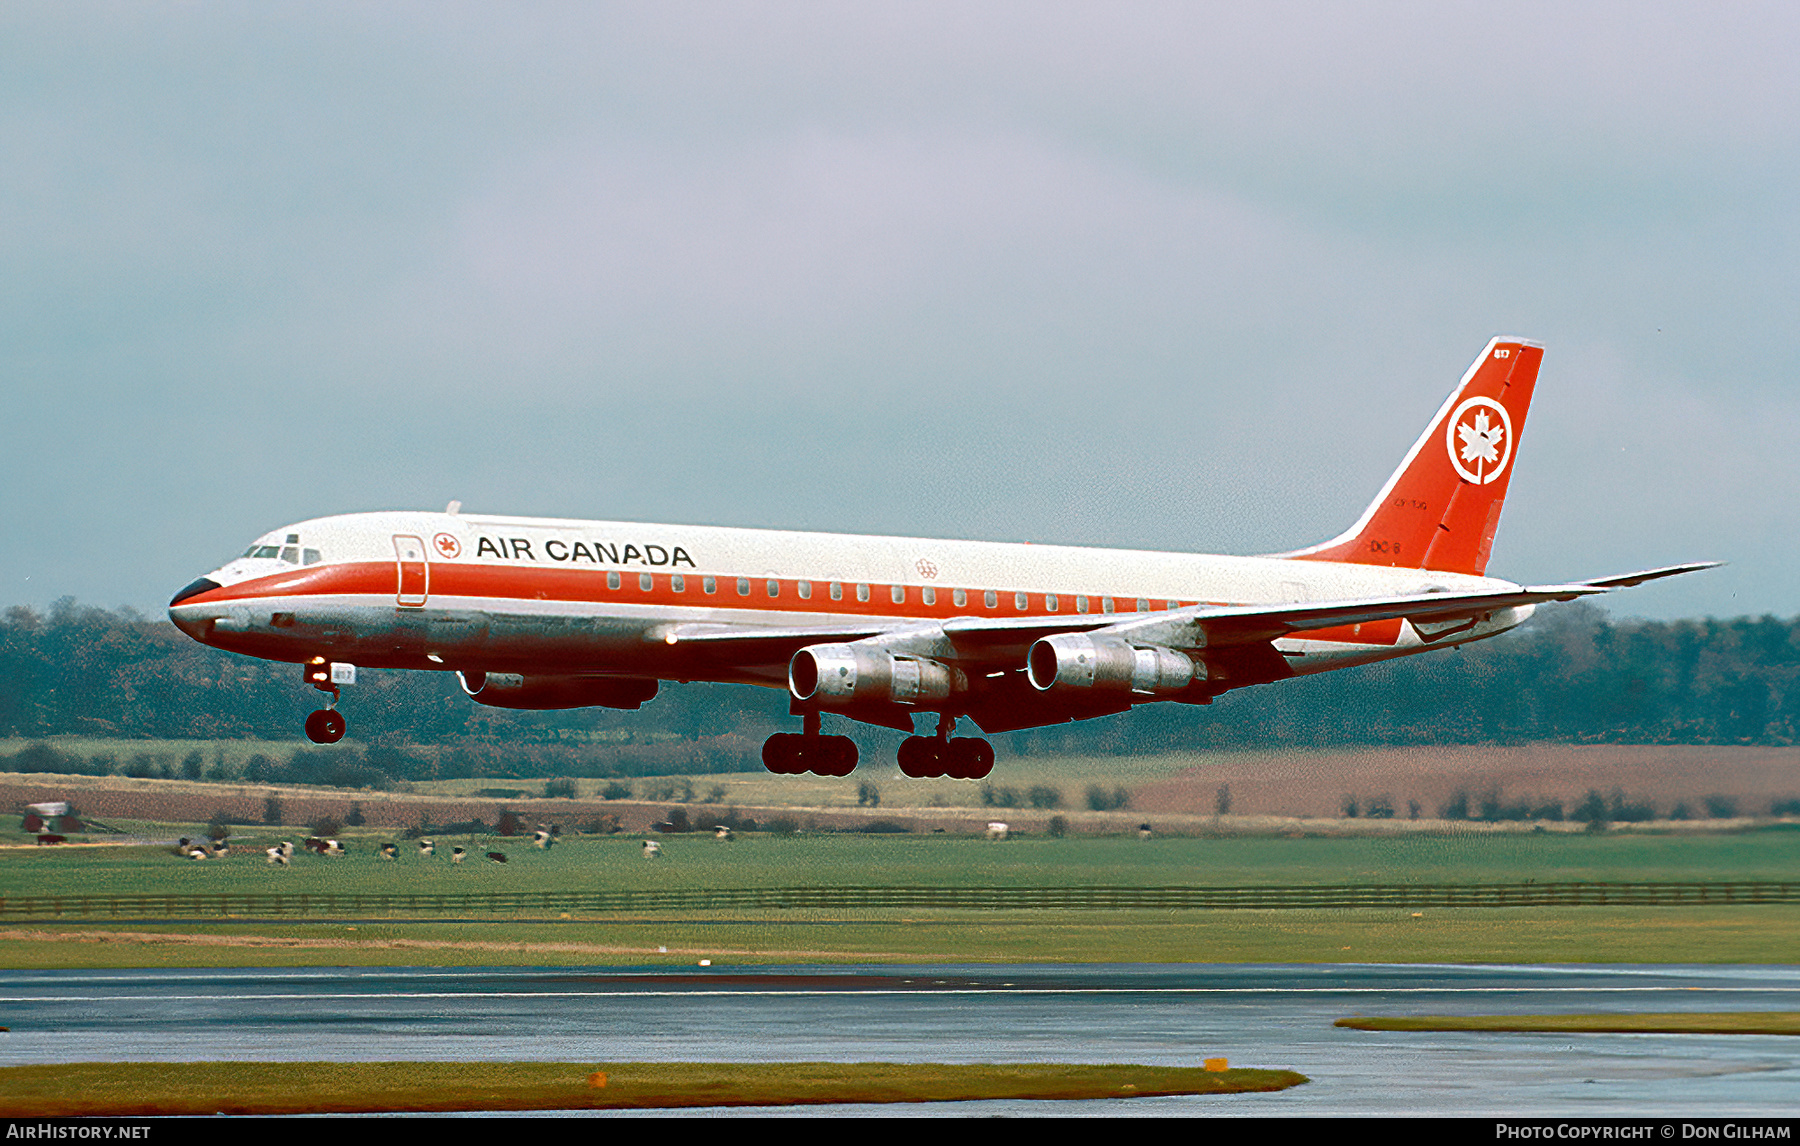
xmin=897 ymin=736 xmax=929 ymax=778
xmin=967 ymin=738 xmax=995 ymax=779
xmin=762 ymin=733 xmax=796 ymax=774
xmin=822 ymin=735 xmax=858 ymax=777
xmin=945 ymin=738 xmax=982 ymax=780
xmin=305 ymin=709 xmax=346 ymax=744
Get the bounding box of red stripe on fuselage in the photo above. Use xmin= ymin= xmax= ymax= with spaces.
xmin=181 ymin=562 xmax=1400 ymax=646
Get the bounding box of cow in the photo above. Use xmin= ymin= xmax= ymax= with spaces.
xmin=532 ymin=829 xmax=552 ymax=850
xmin=642 ymin=840 xmax=661 ymax=858
xmin=714 ymin=826 xmax=734 ymax=840
xmin=265 ymin=846 xmax=288 ymax=866
xmin=379 ymin=843 xmax=399 ymax=861
xmin=485 ymin=851 xmax=508 ymax=864
xmin=418 ymin=839 xmax=434 ymax=857
xmin=986 ymin=822 xmax=1008 ymax=840
xmin=451 ymin=846 xmax=465 ymax=863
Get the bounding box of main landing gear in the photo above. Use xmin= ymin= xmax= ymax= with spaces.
xmin=897 ymin=714 xmax=995 ymax=780
xmin=762 ymin=712 xmax=859 ymax=776
xmin=302 ymin=660 xmax=347 ymax=744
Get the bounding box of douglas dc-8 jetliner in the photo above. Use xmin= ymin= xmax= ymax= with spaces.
xmin=170 ymin=338 xmax=1714 ymax=779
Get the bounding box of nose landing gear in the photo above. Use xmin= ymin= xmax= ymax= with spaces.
xmin=302 ymin=659 xmax=348 ymax=744
xmin=762 ymin=711 xmax=859 ymax=776
xmin=897 ymin=714 xmax=994 ymax=779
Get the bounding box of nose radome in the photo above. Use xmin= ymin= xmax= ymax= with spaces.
xmin=169 ymin=578 xmax=221 ymax=607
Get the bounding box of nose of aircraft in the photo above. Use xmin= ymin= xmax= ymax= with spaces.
xmin=168 ymin=578 xmax=222 ymax=640
xmin=170 ymin=578 xmax=221 ymax=607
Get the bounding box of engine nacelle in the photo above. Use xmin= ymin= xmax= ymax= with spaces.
xmin=789 ymin=644 xmax=962 ymax=707
xmin=459 ymin=671 xmax=658 ymax=710
xmin=1026 ymin=633 xmax=1201 ymax=696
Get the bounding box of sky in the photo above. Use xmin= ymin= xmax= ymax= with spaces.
xmin=2 ymin=2 xmax=1796 ymax=622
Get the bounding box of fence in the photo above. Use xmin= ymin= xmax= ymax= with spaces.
xmin=1 ymin=882 xmax=1796 ymax=919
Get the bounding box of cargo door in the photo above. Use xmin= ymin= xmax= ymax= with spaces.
xmin=394 ymin=534 xmax=428 ymax=607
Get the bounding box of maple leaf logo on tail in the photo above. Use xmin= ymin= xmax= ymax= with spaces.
xmin=1445 ymin=397 xmax=1513 ymax=484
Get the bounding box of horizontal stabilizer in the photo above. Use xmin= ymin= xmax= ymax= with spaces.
xmin=1570 ymin=562 xmax=1723 ymax=590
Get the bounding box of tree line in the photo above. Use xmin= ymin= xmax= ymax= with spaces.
xmin=1 ymin=599 xmax=1796 ymax=780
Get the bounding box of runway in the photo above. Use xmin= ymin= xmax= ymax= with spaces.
xmin=0 ymin=964 xmax=1794 ymax=1116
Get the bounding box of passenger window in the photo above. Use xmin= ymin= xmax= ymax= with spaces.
xmin=922 ymin=587 xmax=936 ymax=606
xmin=640 ymin=573 xmax=654 ymax=591
xmin=1136 ymin=598 xmax=1150 ymax=612
xmin=1101 ymin=597 xmax=1114 ymax=614
xmin=952 ymin=588 xmax=966 ymax=608
xmin=703 ymin=576 xmax=717 ymax=594
xmin=1046 ymin=595 xmax=1059 ymax=612
xmin=985 ymin=590 xmax=998 ymax=609
xmin=766 ymin=579 xmax=780 ymax=598
xmin=607 ymin=572 xmax=621 ymax=590
xmin=1167 ymin=600 xmax=1180 ymax=610
xmin=737 ymin=578 xmax=751 ymax=596
xmin=890 ymin=585 xmax=905 ymax=604
xmin=830 ymin=582 xmax=843 ymax=601
xmin=797 ymin=580 xmax=812 ymax=600
xmin=1014 ymin=592 xmax=1028 ymax=611
xmin=671 ymin=574 xmax=685 ymax=593
xmin=856 ymin=584 xmax=870 ymax=602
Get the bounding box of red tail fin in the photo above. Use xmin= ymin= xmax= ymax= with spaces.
xmin=1283 ymin=337 xmax=1542 ymax=576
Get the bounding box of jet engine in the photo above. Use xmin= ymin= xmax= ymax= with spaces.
xmin=789 ymin=644 xmax=963 ymax=707
xmin=459 ymin=671 xmax=658 ymax=710
xmin=1026 ymin=633 xmax=1201 ymax=696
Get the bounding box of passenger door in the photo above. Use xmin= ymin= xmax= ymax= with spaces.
xmin=393 ymin=535 xmax=428 ymax=607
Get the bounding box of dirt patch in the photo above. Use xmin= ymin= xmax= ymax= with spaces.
xmin=0 ymin=927 xmax=916 ymax=961
xmin=1132 ymin=745 xmax=1800 ymax=820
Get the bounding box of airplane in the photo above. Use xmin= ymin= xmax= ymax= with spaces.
xmin=168 ymin=337 xmax=1714 ymax=779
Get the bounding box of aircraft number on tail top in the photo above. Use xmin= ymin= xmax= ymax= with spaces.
xmin=1495 ymin=348 xmax=1511 ymax=358
xmin=1446 ymin=397 xmax=1513 ymax=485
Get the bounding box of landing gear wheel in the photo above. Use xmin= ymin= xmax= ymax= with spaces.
xmin=762 ymin=733 xmax=800 ymax=774
xmin=305 ymin=709 xmax=346 ymax=744
xmin=898 ymin=736 xmax=945 ymax=778
xmin=819 ymin=735 xmax=859 ymax=777
xmin=763 ymin=732 xmax=859 ymax=776
xmin=945 ymin=738 xmax=995 ymax=780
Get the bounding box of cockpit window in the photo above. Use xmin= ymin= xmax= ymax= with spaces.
xmin=242 ymin=543 xmax=314 ymax=565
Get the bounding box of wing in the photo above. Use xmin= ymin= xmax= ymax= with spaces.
xmin=657 ymin=563 xmax=1719 ymax=731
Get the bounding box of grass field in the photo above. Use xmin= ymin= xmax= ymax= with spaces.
xmin=0 ymin=1060 xmax=1307 ymax=1114
xmin=2 ymin=829 xmax=1797 ymax=966
xmin=1334 ymin=1013 xmax=1800 ymax=1035
xmin=6 ymin=827 xmax=1799 ymax=896
xmin=3 ymin=905 xmax=1796 ymax=967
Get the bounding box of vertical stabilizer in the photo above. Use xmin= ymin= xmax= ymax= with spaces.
xmin=1282 ymin=337 xmax=1542 ymax=576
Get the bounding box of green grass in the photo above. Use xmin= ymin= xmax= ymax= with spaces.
xmin=4 ymin=823 xmax=1796 ymax=967
xmin=4 ymin=829 xmax=1799 ymax=899
xmin=0 ymin=1060 xmax=1306 ymax=1114
xmin=3 ymin=905 xmax=1796 ymax=967
xmin=1334 ymin=1013 xmax=1800 ymax=1035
